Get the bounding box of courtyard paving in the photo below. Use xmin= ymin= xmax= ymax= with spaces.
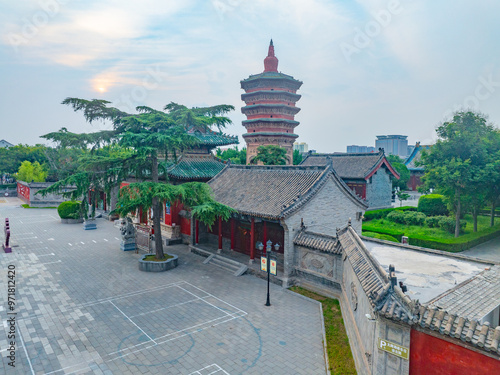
xmin=0 ymin=199 xmax=327 ymax=375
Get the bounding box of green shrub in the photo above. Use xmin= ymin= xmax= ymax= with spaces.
xmin=403 ymin=211 xmax=427 ymax=226
xmin=363 ymin=206 xmax=416 ymax=221
xmin=387 ymin=210 xmax=406 ymax=224
xmin=438 ymin=217 xmax=466 ymax=234
xmin=57 ymin=201 xmax=82 ymax=219
xmin=424 ymin=216 xmax=444 ymax=228
xmin=418 ymin=194 xmax=448 ymax=216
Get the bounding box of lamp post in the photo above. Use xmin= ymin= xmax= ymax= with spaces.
xmin=258 ymin=239 xmax=280 ymax=307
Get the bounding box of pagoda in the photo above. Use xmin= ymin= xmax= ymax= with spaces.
xmin=240 ymin=40 xmax=303 ymax=165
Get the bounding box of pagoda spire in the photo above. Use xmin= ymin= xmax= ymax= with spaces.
xmin=263 ymin=39 xmax=278 ymax=72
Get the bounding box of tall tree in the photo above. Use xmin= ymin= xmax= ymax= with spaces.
xmin=40 ymin=98 xmax=236 ymax=260
xmin=421 ymin=111 xmax=497 ymax=237
xmin=386 ymin=155 xmax=410 ymax=191
xmin=215 ymin=146 xmax=246 ymax=164
xmin=252 ymin=145 xmax=287 ymax=165
xmin=293 ymin=149 xmax=303 ymax=165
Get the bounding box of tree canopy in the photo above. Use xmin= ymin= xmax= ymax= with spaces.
xmin=386 ymin=154 xmax=410 ymax=191
xmin=39 ymin=98 xmax=236 ymax=259
xmin=421 ymin=111 xmax=500 ymax=236
xmin=252 ymin=145 xmax=288 ymax=165
xmin=215 ymin=146 xmax=246 ymax=164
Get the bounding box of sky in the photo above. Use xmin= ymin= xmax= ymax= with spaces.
xmin=1 ymin=0 xmax=500 ymax=153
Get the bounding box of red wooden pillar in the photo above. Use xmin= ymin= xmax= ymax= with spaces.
xmin=230 ymin=219 xmax=235 ymax=251
xmin=250 ymin=217 xmax=255 ymax=262
xmin=195 ymin=220 xmax=199 ymax=244
xmin=218 ymin=216 xmax=222 ymax=251
xmin=263 ymin=221 xmax=267 ymax=256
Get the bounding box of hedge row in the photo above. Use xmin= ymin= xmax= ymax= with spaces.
xmin=361 ymin=224 xmax=404 ymax=242
xmin=0 ymin=183 xmax=16 ymax=189
xmin=408 ymin=227 xmax=500 ymax=252
xmin=363 ymin=206 xmax=417 ymax=221
xmin=362 ymin=231 xmax=399 ymax=243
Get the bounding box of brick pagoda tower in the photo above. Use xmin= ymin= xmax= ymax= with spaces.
xmin=240 ymin=40 xmax=303 ymax=164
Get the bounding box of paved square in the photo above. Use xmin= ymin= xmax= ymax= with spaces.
xmin=0 ymin=200 xmax=327 ymax=374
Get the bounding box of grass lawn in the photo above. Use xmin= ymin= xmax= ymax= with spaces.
xmin=21 ymin=204 xmax=57 ymax=209
xmin=364 ymin=214 xmax=498 ymax=240
xmin=289 ymin=286 xmax=356 ymax=375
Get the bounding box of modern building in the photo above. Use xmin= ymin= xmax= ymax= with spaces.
xmin=293 ymin=142 xmax=308 ymax=153
xmin=375 ymin=135 xmax=409 ymax=159
xmin=240 ymin=40 xmax=303 ymax=165
xmin=300 ymin=150 xmax=399 ymax=209
xmin=346 ymin=145 xmax=376 ymax=153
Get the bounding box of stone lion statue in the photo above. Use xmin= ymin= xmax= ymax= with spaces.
xmin=120 ymin=217 xmax=135 ymax=241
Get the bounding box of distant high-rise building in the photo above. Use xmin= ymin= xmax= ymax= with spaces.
xmin=293 ymin=142 xmax=308 ymax=153
xmin=346 ymin=145 xmax=376 ymax=153
xmin=375 ymin=135 xmax=408 ymax=159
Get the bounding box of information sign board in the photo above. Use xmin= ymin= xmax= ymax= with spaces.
xmin=377 ymin=338 xmax=409 ymax=360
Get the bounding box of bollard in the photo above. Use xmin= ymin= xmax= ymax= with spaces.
xmin=3 ymin=218 xmax=12 ymax=253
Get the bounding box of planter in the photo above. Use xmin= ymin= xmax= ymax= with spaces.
xmin=61 ymin=218 xmax=84 ymax=224
xmin=139 ymin=254 xmax=178 ymax=272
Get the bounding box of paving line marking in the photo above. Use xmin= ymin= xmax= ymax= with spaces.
xmin=128 ymin=297 xmax=202 ymax=318
xmin=68 ymin=243 xmax=72 ymax=246
xmin=103 ymin=238 xmax=108 ymax=242
xmin=18 ymin=328 xmax=35 ymax=375
xmin=185 ymin=282 xmax=248 ymax=316
xmin=37 ymin=253 xmax=55 ymax=257
xmin=80 ymin=242 xmax=85 ymax=244
xmin=189 ymin=364 xmax=230 ymax=375
xmin=21 ymin=281 xmax=244 ymax=375
xmin=16 ymin=281 xmax=186 ymax=323
xmin=109 ymin=301 xmax=157 ymax=345
xmin=92 ymin=240 xmax=97 ymax=243
xmin=177 ymin=285 xmax=239 ymax=319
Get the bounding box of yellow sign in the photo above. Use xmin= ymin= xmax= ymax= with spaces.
xmin=261 ymin=257 xmax=267 ymax=272
xmin=377 ymin=338 xmax=409 ymax=360
xmin=270 ymin=259 xmax=277 ymax=275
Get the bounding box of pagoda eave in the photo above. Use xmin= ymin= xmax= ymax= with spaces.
xmin=242 ymin=118 xmax=299 ymax=126
xmin=242 ymin=132 xmax=299 ymax=139
xmin=241 ymin=91 xmax=301 ymax=102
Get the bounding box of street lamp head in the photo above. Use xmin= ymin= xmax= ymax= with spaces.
xmin=256 ymin=241 xmax=264 ymax=251
xmin=266 ymin=239 xmax=272 ymax=251
xmin=274 ymin=243 xmax=280 ymax=251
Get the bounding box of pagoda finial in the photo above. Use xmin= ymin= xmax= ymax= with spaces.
xmin=264 ymin=39 xmax=278 ymax=72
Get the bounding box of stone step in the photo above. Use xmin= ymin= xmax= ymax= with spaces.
xmin=204 ymin=254 xmax=248 ymax=277
xmin=211 ymin=257 xmax=240 ymax=272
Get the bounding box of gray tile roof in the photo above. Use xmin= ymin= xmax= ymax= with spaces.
xmin=337 ymin=224 xmax=500 ymax=355
xmin=428 ymin=265 xmax=500 ymax=321
xmin=293 ymin=230 xmax=340 ymax=254
xmin=208 ymin=164 xmax=367 ymax=220
xmin=300 ymin=151 xmax=399 ymax=180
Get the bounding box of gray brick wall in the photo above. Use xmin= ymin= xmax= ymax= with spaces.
xmin=283 ymin=176 xmax=365 ymax=282
xmin=295 ymin=245 xmax=342 ymax=286
xmin=366 ymin=169 xmax=392 ymax=209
